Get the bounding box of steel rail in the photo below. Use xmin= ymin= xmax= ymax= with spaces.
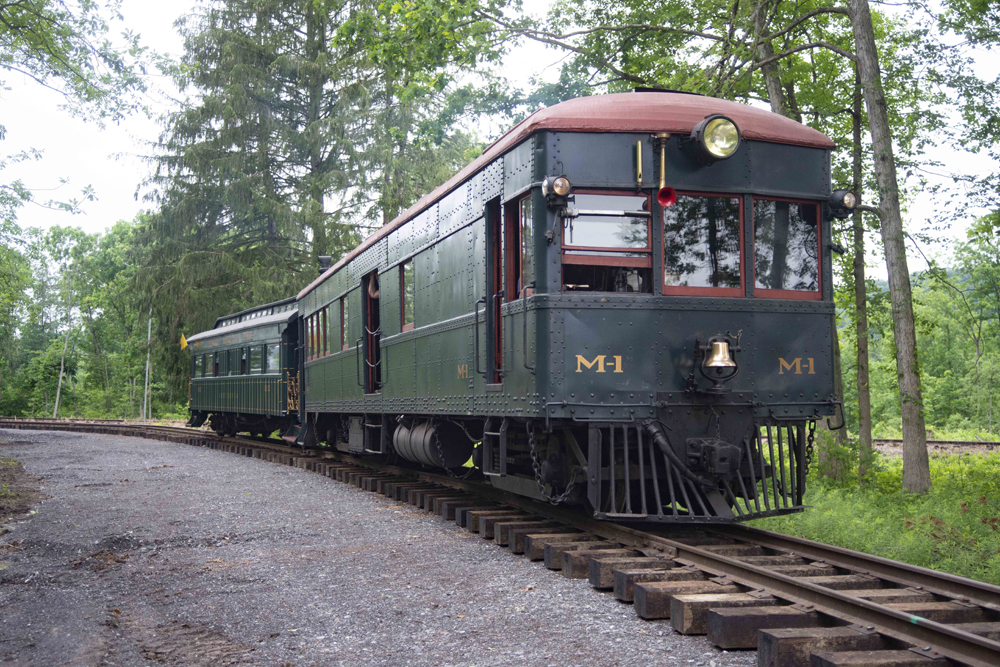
xmin=715 ymin=524 xmax=1000 ymax=611
xmin=3 ymin=419 xmax=1000 ymax=665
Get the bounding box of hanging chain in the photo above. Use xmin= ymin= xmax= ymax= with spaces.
xmin=433 ymin=420 xmax=474 ymax=480
xmin=710 ymin=405 xmax=723 ymax=441
xmin=528 ymin=423 xmax=579 ymax=505
xmin=805 ymin=420 xmax=817 ymax=474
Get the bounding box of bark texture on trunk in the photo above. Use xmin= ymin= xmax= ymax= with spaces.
xmin=751 ymin=1 xmax=789 ymax=118
xmin=852 ymin=67 xmax=874 ymax=482
xmin=53 ymin=281 xmax=73 ymax=419
xmin=849 ymin=0 xmax=931 ymax=492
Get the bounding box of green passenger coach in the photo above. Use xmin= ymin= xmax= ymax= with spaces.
xmin=187 ymin=298 xmax=300 ymax=437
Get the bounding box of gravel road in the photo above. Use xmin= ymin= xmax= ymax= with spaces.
xmin=0 ymin=429 xmax=755 ymax=666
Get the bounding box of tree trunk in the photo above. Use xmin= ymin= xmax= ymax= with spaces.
xmin=751 ymin=1 xmax=789 ymax=118
xmin=305 ymin=1 xmax=328 ymax=261
xmin=142 ymin=305 xmax=152 ymax=423
xmin=849 ymin=0 xmax=931 ymax=492
xmin=853 ymin=67 xmax=874 ymax=482
xmin=53 ymin=280 xmax=73 ymax=419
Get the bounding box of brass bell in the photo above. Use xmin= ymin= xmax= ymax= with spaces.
xmin=703 ymin=341 xmax=737 ymax=369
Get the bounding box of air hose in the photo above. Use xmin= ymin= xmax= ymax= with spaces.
xmin=642 ymin=420 xmax=715 ymax=488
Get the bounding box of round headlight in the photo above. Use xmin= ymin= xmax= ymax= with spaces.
xmin=830 ymin=189 xmax=857 ymax=211
xmin=552 ymin=176 xmax=571 ymax=196
xmin=690 ymin=115 xmax=741 ymax=163
xmin=702 ymin=117 xmax=740 ymax=158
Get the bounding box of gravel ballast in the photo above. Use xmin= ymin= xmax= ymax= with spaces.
xmin=0 ymin=429 xmax=755 ymax=666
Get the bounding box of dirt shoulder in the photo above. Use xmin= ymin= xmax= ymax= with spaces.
xmin=0 ymin=445 xmax=44 ymax=528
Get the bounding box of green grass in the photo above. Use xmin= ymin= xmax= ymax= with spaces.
xmin=750 ymin=450 xmax=1000 ymax=585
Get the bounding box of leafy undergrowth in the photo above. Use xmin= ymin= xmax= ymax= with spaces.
xmin=749 ymin=451 xmax=1000 ymax=585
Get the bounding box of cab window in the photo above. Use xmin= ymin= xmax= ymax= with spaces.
xmin=753 ymin=199 xmax=820 ymax=298
xmin=663 ymin=193 xmax=743 ymax=296
xmin=562 ymin=192 xmax=652 ymax=293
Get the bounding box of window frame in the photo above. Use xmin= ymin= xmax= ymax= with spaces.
xmin=320 ymin=307 xmax=328 ymax=356
xmin=250 ymin=345 xmax=263 ymax=374
xmin=661 ymin=190 xmax=746 ymax=298
xmin=400 ymin=260 xmax=415 ymax=333
xmin=751 ymin=196 xmax=823 ymax=301
xmin=264 ymin=344 xmax=280 ymax=374
xmin=561 ymin=189 xmax=653 ymax=270
xmin=341 ymin=296 xmax=350 ymax=350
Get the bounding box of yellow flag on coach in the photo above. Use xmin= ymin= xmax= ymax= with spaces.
xmin=180 ymin=334 xmax=188 ymax=350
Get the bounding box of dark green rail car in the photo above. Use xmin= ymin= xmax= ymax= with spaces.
xmin=186 ymin=298 xmax=299 ymax=437
xmin=239 ymin=92 xmax=853 ymax=524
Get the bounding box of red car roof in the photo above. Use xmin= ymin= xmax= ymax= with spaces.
xmin=299 ymin=92 xmax=834 ymax=299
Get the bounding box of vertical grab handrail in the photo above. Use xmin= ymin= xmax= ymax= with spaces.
xmin=473 ymin=297 xmax=486 ymax=378
xmin=522 ymin=282 xmax=536 ymax=374
xmin=355 ymin=337 xmax=363 ymax=387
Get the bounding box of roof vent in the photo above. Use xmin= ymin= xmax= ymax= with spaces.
xmin=318 ymin=255 xmax=332 ymax=276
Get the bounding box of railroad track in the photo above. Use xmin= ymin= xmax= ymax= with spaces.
xmin=873 ymin=438 xmax=998 ymax=449
xmin=2 ymin=419 xmax=999 ymax=666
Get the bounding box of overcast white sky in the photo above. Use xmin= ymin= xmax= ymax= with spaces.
xmin=2 ymin=0 xmax=995 ymax=279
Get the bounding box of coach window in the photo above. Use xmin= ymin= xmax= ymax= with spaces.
xmin=663 ymin=193 xmax=743 ymax=296
xmin=213 ymin=352 xmax=219 ymax=377
xmin=753 ymin=199 xmax=821 ymax=299
xmin=193 ymin=355 xmax=201 ymax=378
xmin=265 ymin=344 xmax=280 ymax=373
xmin=241 ymin=348 xmax=248 ymax=374
xmin=250 ymin=346 xmax=262 ymax=373
xmin=320 ymin=307 xmax=328 ymax=356
xmin=340 ymin=296 xmax=350 ymax=350
xmin=330 ymin=304 xmax=337 ymax=354
xmin=401 ymin=260 xmax=415 ymax=332
xmin=562 ymin=192 xmax=652 ymax=293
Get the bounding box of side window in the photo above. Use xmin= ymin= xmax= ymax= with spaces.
xmin=241 ymin=348 xmax=248 ymax=375
xmin=663 ymin=194 xmax=743 ymax=296
xmin=250 ymin=346 xmax=263 ymax=373
xmin=521 ymin=197 xmax=533 ymax=296
xmin=401 ymin=260 xmax=415 ymax=332
xmin=213 ymin=353 xmax=219 ymax=377
xmin=309 ymin=314 xmax=317 ymax=359
xmin=265 ymin=344 xmax=280 ymax=373
xmin=753 ymin=199 xmax=820 ymax=298
xmin=562 ymin=192 xmax=652 ymax=293
xmin=201 ymin=354 xmax=207 ymax=377
xmin=326 ymin=301 xmax=343 ymax=354
xmin=341 ymin=296 xmax=350 ymax=349
xmin=320 ymin=308 xmax=328 ymax=356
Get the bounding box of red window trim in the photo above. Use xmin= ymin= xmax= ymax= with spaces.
xmin=561 ymin=189 xmax=653 ymax=269
xmin=562 ymin=254 xmax=652 ymax=268
xmin=662 ymin=190 xmax=745 ymax=297
xmin=400 ymin=260 xmax=415 ymax=332
xmin=751 ymin=196 xmax=823 ymax=301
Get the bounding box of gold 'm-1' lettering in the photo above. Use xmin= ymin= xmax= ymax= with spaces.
xmin=575 ymin=355 xmax=625 ymax=373
xmin=779 ymin=357 xmax=816 ymax=375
